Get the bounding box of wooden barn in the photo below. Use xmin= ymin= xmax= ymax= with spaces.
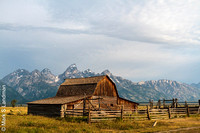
xmin=27 ymin=75 xmax=139 ymax=117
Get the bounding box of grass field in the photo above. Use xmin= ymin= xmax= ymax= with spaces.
xmin=0 ymin=107 xmax=200 ymax=133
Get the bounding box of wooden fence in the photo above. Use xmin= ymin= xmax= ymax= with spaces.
xmin=64 ymin=106 xmax=200 ymax=123
xmin=140 ymin=100 xmax=199 ymax=109
xmin=89 ymin=110 xmax=121 ymax=123
xmin=65 ymin=109 xmax=83 ymax=116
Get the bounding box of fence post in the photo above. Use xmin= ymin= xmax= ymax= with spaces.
xmin=185 ymin=101 xmax=187 ymax=108
xmin=163 ymin=99 xmax=165 ymax=108
xmin=149 ymin=99 xmax=153 ymax=109
xmin=158 ymin=100 xmax=161 ymax=109
xmin=60 ymin=111 xmax=64 ymax=118
xmin=175 ymin=98 xmax=178 ymax=108
xmin=186 ymin=105 xmax=190 ymax=117
xmin=83 ymin=98 xmax=86 ymax=116
xmin=147 ymin=105 xmax=151 ymax=120
xmin=198 ymin=100 xmax=200 ymax=114
xmin=121 ymin=105 xmax=124 ymax=121
xmin=168 ymin=107 xmax=171 ymax=119
xmin=135 ymin=106 xmax=138 ymax=115
xmin=60 ymin=110 xmax=64 ymax=118
xmin=172 ymin=98 xmax=175 ymax=108
xmin=60 ymin=105 xmax=64 ymax=118
xmin=87 ymin=105 xmax=91 ymax=124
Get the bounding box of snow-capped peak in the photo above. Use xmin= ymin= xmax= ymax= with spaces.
xmin=64 ymin=64 xmax=78 ymax=75
xmin=101 ymin=69 xmax=111 ymax=76
xmin=84 ymin=69 xmax=93 ymax=73
xmin=69 ymin=63 xmax=77 ymax=68
xmin=55 ymin=76 xmax=59 ymax=82
xmin=41 ymin=68 xmax=52 ymax=74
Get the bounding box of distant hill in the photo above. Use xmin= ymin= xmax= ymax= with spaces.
xmin=1 ymin=64 xmax=200 ymax=103
xmin=0 ymin=81 xmax=27 ymax=104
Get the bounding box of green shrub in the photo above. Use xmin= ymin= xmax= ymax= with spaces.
xmin=7 ymin=110 xmax=14 ymax=115
xmin=64 ymin=116 xmax=88 ymax=123
xmin=11 ymin=99 xmax=17 ymax=107
xmin=17 ymin=111 xmax=22 ymax=116
xmin=19 ymin=121 xmax=45 ymax=127
xmin=68 ymin=129 xmax=81 ymax=133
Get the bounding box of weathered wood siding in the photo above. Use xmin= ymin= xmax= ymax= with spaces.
xmin=64 ymin=96 xmax=119 ymax=110
xmin=91 ymin=96 xmax=119 ymax=110
xmin=117 ymin=98 xmax=138 ymax=110
xmin=66 ymin=99 xmax=85 ymax=110
xmin=28 ymin=104 xmax=62 ymax=116
xmin=94 ymin=77 xmax=117 ymax=97
xmin=64 ymin=98 xmax=92 ymax=110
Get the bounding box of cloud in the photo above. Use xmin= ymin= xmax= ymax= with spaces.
xmin=0 ymin=23 xmax=89 ymax=35
xmin=0 ymin=0 xmax=200 ymax=83
xmin=41 ymin=0 xmax=200 ymax=45
xmin=0 ymin=0 xmax=49 ymax=26
xmin=84 ymin=41 xmax=200 ymax=81
xmin=1 ymin=0 xmax=200 ymax=45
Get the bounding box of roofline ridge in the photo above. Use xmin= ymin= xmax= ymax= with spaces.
xmin=64 ymin=75 xmax=106 ymax=80
xmin=60 ymin=83 xmax=97 ymax=86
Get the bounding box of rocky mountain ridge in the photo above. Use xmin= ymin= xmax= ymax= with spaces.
xmin=0 ymin=81 xmax=27 ymax=104
xmin=1 ymin=64 xmax=200 ymax=103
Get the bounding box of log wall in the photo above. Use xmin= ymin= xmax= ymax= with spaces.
xmin=28 ymin=104 xmax=62 ymax=116
xmin=117 ymin=97 xmax=138 ymax=110
xmin=92 ymin=96 xmax=119 ymax=110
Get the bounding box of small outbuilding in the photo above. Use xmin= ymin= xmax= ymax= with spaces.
xmin=27 ymin=75 xmax=139 ymax=117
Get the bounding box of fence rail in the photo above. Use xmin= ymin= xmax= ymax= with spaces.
xmin=64 ymin=106 xmax=200 ymax=123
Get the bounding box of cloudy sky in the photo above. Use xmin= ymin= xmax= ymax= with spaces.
xmin=0 ymin=0 xmax=200 ymax=83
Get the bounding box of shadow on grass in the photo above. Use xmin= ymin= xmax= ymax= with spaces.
xmin=56 ymin=116 xmax=88 ymax=123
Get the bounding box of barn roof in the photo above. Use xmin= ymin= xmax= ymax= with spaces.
xmin=27 ymin=95 xmax=91 ymax=104
xmin=56 ymin=83 xmax=97 ymax=97
xmin=61 ymin=75 xmax=106 ymax=85
xmin=118 ymin=97 xmax=139 ymax=105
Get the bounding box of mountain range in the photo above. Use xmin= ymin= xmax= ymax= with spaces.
xmin=0 ymin=81 xmax=27 ymax=105
xmin=1 ymin=64 xmax=200 ymax=104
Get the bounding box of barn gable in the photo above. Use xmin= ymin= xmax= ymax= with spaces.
xmin=93 ymin=76 xmax=119 ymax=97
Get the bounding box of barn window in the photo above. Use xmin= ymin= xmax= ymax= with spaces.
xmin=67 ymin=105 xmax=74 ymax=110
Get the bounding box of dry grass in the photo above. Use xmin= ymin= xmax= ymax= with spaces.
xmin=2 ymin=107 xmax=27 ymax=115
xmin=0 ymin=107 xmax=200 ymax=133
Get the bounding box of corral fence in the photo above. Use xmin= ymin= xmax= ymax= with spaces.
xmin=64 ymin=105 xmax=200 ymax=123
xmin=143 ymin=99 xmax=200 ymax=109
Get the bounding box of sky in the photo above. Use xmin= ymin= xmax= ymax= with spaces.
xmin=0 ymin=0 xmax=200 ymax=83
